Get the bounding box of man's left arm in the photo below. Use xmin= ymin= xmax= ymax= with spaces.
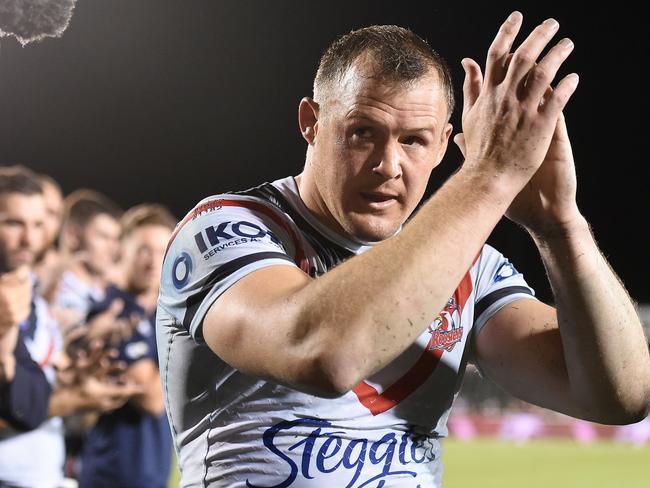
xmin=475 ymin=219 xmax=650 ymax=424
xmin=462 ymin=108 xmax=650 ymax=424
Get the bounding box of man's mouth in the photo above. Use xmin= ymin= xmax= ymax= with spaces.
xmin=359 ymin=191 xmax=399 ymax=209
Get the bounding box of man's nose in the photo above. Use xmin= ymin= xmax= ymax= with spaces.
xmin=372 ymin=141 xmax=402 ymax=179
xmin=22 ymin=225 xmax=43 ymax=250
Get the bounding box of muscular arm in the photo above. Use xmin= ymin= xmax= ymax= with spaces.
xmin=207 ymin=170 xmax=514 ymax=396
xmin=476 ymin=218 xmax=650 ymax=424
xmin=200 ymin=13 xmax=579 ymax=397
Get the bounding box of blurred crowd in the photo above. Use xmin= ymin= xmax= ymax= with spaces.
xmin=450 ymin=366 xmax=650 ymax=447
xmin=0 ymin=165 xmax=175 ymax=488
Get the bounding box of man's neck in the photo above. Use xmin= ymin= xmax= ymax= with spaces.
xmin=294 ymin=172 xmax=350 ymax=239
xmin=69 ymin=259 xmax=105 ymax=290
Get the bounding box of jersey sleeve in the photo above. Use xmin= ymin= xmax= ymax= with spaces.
xmin=472 ymin=244 xmax=538 ymax=337
xmin=158 ymin=195 xmax=301 ymax=342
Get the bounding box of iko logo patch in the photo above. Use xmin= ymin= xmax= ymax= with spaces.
xmin=194 ymin=220 xmax=283 ymax=259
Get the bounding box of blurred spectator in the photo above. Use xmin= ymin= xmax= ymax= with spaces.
xmin=0 ymin=167 xmax=139 ymax=487
xmin=80 ymin=204 xmax=176 ymax=488
xmin=33 ymin=173 xmax=64 ymax=303
xmin=0 ymin=166 xmax=67 ymax=486
xmin=54 ymin=189 xmax=122 ymax=333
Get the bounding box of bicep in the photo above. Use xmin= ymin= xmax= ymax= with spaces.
xmin=202 ymin=264 xmax=323 ymax=392
xmin=474 ymin=298 xmax=581 ymax=417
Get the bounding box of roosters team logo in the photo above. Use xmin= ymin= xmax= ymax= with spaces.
xmin=427 ymin=296 xmax=464 ymax=352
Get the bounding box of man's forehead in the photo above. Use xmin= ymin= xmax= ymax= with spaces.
xmin=0 ymin=192 xmax=45 ymax=211
xmin=0 ymin=194 xmax=45 ymax=225
xmin=330 ymin=63 xmax=446 ymax=120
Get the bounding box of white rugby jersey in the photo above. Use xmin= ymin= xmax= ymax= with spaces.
xmin=157 ymin=175 xmax=537 ymax=488
xmin=0 ymin=290 xmax=65 ymax=488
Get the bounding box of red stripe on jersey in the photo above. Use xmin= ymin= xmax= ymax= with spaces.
xmin=38 ymin=338 xmax=55 ymax=369
xmin=165 ymin=198 xmax=310 ymax=273
xmin=353 ymin=268 xmax=475 ymax=416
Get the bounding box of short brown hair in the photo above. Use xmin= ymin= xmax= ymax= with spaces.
xmin=314 ymin=25 xmax=455 ymax=121
xmin=120 ymin=203 xmax=177 ymax=240
xmin=0 ymin=165 xmax=42 ymax=196
xmin=63 ymin=189 xmax=122 ymax=228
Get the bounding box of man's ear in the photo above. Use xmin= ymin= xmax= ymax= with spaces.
xmin=62 ymin=224 xmax=81 ymax=253
xmin=298 ymin=97 xmax=319 ymax=145
xmin=433 ymin=122 xmax=454 ymax=168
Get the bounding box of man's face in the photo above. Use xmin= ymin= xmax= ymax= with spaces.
xmin=0 ymin=193 xmax=46 ymax=272
xmin=121 ymin=224 xmax=171 ymax=295
xmin=41 ymin=181 xmax=63 ymax=249
xmin=79 ymin=213 xmax=121 ymax=277
xmin=307 ymin=62 xmax=452 ymax=242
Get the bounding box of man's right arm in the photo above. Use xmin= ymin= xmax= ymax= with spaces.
xmin=199 ymin=12 xmax=579 ymax=396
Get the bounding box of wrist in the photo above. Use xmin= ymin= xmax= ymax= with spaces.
xmin=455 ymin=164 xmax=524 ymax=207
xmin=528 ymin=211 xmax=590 ymax=243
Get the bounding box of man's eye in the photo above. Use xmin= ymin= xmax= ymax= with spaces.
xmin=402 ymin=136 xmax=425 ymax=146
xmin=353 ymin=127 xmax=373 ymax=139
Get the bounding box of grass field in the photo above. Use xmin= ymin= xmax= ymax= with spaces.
xmin=444 ymin=438 xmax=649 ymax=488
xmin=169 ymin=439 xmax=649 ymax=487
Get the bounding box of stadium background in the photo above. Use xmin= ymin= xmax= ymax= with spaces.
xmin=1 ymin=1 xmax=647 ymax=486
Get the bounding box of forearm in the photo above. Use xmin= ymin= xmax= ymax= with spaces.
xmin=125 ymin=361 xmax=165 ymax=416
xmin=294 ymin=167 xmax=519 ymax=389
xmin=532 ymin=215 xmax=650 ymax=422
xmin=49 ymin=384 xmax=94 ymax=417
xmin=129 ymin=379 xmax=164 ymax=416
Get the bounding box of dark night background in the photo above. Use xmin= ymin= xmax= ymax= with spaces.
xmin=0 ymin=1 xmax=647 ymax=304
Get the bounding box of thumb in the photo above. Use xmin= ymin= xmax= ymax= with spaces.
xmin=0 ymin=265 xmax=31 ymax=284
xmin=15 ymin=265 xmax=31 ymax=281
xmin=461 ymin=58 xmax=483 ymax=118
xmin=453 ymin=133 xmax=467 ymax=158
xmin=106 ymin=299 xmax=124 ymax=318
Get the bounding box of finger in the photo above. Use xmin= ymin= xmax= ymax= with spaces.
xmin=0 ymin=265 xmax=31 ymax=284
xmin=63 ymin=325 xmax=88 ymax=345
xmin=460 ymin=58 xmax=483 ymax=118
xmin=106 ymin=299 xmax=124 ymax=318
xmin=453 ymin=133 xmax=467 ymax=157
xmin=503 ymin=53 xmax=514 ymax=74
xmin=504 ymin=18 xmax=560 ymax=89
xmin=539 ymin=73 xmax=579 ymax=118
xmin=522 ymin=37 xmax=575 ymax=107
xmin=539 ymin=85 xmax=553 ymax=109
xmin=484 ymin=11 xmax=523 ymax=86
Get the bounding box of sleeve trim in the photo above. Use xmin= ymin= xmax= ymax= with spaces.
xmin=181 ymin=251 xmax=295 ymax=334
xmin=474 ymin=285 xmax=534 ymax=323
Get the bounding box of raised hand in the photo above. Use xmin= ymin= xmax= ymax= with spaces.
xmin=456 ymin=11 xmax=579 ymax=192
xmin=0 ymin=266 xmax=32 ymax=338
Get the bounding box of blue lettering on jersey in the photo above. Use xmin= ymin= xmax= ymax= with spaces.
xmin=194 ymin=220 xmax=282 ymax=253
xmin=494 ymin=261 xmax=517 ymax=283
xmin=246 ymin=418 xmax=435 ymax=488
xmin=172 ymin=252 xmax=193 ymax=289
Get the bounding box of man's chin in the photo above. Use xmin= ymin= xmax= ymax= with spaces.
xmin=345 ymin=215 xmax=402 ymax=244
